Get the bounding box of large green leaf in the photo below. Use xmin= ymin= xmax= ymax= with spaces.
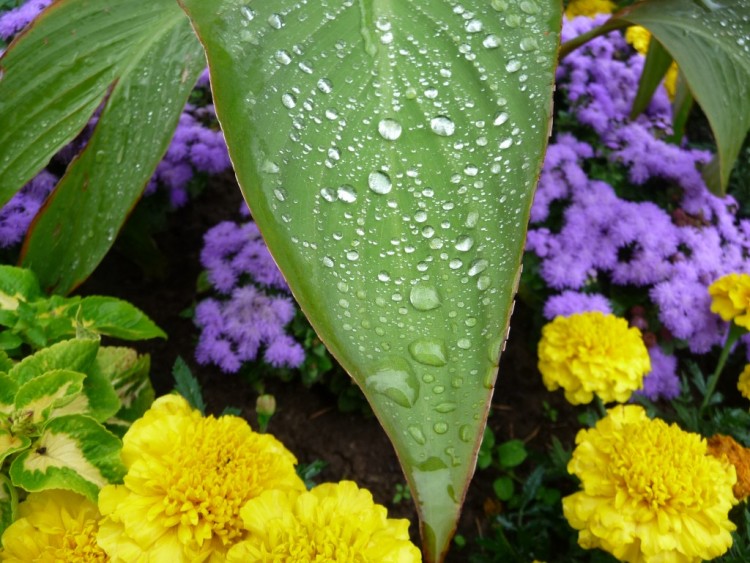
xmin=0 ymin=474 xmax=18 ymax=538
xmin=615 ymin=0 xmax=750 ymax=194
xmin=180 ymin=1 xmax=559 ymax=559
xmin=0 ymin=0 xmax=205 ymax=294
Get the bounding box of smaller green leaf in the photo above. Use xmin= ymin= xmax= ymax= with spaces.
xmin=98 ymin=347 xmax=154 ymax=436
xmin=0 ymin=332 xmax=22 ymax=353
xmin=497 ymin=439 xmax=528 ymax=470
xmin=667 ymin=73 xmax=694 ymax=144
xmin=0 ymin=428 xmax=30 ymax=465
xmin=0 ymin=266 xmax=42 ymax=311
xmin=0 ymin=373 xmax=18 ymax=414
xmin=72 ymin=297 xmax=167 ymax=341
xmin=9 ymin=414 xmax=125 ymax=501
xmin=477 ymin=428 xmax=497 ymax=471
xmin=493 ymin=476 xmax=515 ymax=502
xmin=14 ymin=369 xmax=86 ymax=424
xmin=56 ymin=356 xmax=122 ymax=424
xmin=630 ymin=38 xmax=674 ymax=120
xmin=9 ymin=338 xmax=99 ymax=386
xmin=0 ymin=474 xmax=18 ymax=538
xmin=172 ymin=356 xmax=205 ymax=415
xmin=0 ymin=351 xmax=14 ymax=373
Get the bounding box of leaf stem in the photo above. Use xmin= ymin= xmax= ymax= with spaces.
xmin=701 ymin=323 xmax=744 ymax=413
xmin=558 ymin=19 xmax=629 ymax=59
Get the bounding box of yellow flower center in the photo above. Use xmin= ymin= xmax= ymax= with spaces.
xmin=159 ymin=416 xmax=273 ymax=546
xmin=49 ymin=519 xmax=108 ymax=562
xmin=608 ymin=418 xmax=712 ymax=511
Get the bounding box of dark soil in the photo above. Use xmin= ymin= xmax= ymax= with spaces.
xmin=78 ymin=174 xmax=581 ymax=561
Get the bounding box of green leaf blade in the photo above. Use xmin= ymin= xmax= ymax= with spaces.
xmin=616 ymin=0 xmax=750 ymax=194
xmin=6 ymin=0 xmax=205 ymax=294
xmin=181 ymin=1 xmax=560 ymax=559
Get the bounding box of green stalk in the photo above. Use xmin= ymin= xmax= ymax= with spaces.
xmin=558 ymin=19 xmax=629 ymax=59
xmin=701 ymin=323 xmax=744 ymax=413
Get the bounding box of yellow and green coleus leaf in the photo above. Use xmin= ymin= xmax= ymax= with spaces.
xmin=0 ymin=474 xmax=18 ymax=538
xmin=97 ymin=347 xmax=155 ymax=437
xmin=9 ymin=414 xmax=126 ymax=501
xmin=0 ymin=372 xmax=18 ymax=415
xmin=0 ymin=428 xmax=30 ymax=466
xmin=9 ymin=338 xmax=99 ymax=386
xmin=13 ymin=369 xmax=86 ymax=426
xmin=0 ymin=265 xmax=42 ymax=316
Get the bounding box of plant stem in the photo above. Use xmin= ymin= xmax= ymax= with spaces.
xmin=558 ymin=19 xmax=629 ymax=59
xmin=701 ymin=323 xmax=744 ymax=413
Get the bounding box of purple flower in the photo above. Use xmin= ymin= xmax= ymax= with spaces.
xmin=636 ymin=347 xmax=680 ymax=402
xmin=0 ymin=170 xmax=57 ymax=247
xmin=543 ymin=291 xmax=611 ymax=320
xmin=0 ymin=0 xmax=51 ymax=40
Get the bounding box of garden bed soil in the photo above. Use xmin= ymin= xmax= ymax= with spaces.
xmin=79 ymin=174 xmax=582 ymax=560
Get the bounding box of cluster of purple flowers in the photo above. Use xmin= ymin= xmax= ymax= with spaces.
xmin=528 ymin=15 xmax=750 ymax=400
xmin=0 ymin=1 xmax=230 ymax=245
xmin=194 ymin=220 xmax=305 ymax=373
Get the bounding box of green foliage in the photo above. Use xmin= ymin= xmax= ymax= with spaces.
xmin=0 ymin=266 xmax=165 ymax=358
xmin=172 ymin=356 xmax=206 ymax=415
xmin=179 ymin=2 xmax=561 ymax=557
xmin=296 ymin=460 xmax=328 ymax=491
xmin=392 ymin=482 xmax=412 ymax=505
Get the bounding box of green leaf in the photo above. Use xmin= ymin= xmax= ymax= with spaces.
xmin=629 ymin=37 xmax=673 ymax=120
xmin=172 ymin=356 xmax=205 ymax=415
xmin=68 ymin=296 xmax=167 ymax=341
xmin=0 ymin=372 xmax=18 ymax=414
xmin=180 ymin=1 xmax=560 ymax=558
xmin=14 ymin=369 xmax=86 ymax=424
xmin=614 ymin=0 xmax=750 ymax=194
xmin=98 ymin=347 xmax=154 ymax=436
xmin=9 ymin=414 xmax=125 ymax=501
xmin=0 ymin=350 xmax=15 ymax=373
xmin=7 ymin=0 xmax=205 ymax=295
xmin=667 ymin=73 xmax=694 ymax=144
xmin=0 ymin=474 xmax=18 ymax=538
xmin=497 ymin=439 xmax=527 ymax=469
xmin=0 ymin=428 xmax=30 ymax=466
xmin=9 ymin=338 xmax=99 ymax=386
xmin=0 ymin=266 xmax=42 ymax=310
xmin=53 ymin=358 xmax=121 ymax=424
xmin=493 ymin=475 xmax=514 ymax=501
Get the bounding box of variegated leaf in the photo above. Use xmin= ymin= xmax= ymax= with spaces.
xmin=14 ymin=369 xmax=86 ymax=424
xmin=9 ymin=338 xmax=99 ymax=386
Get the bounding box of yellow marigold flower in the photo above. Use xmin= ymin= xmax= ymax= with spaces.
xmin=565 ymin=0 xmax=616 ymax=18
xmin=563 ymin=405 xmax=737 ymax=562
xmin=226 ymin=481 xmax=422 ymax=562
xmin=0 ymin=489 xmax=108 ymax=562
xmin=708 ymin=434 xmax=750 ymax=502
xmin=625 ymin=26 xmax=678 ymax=97
xmin=97 ymin=394 xmax=305 ymax=562
xmin=709 ymin=273 xmax=750 ymax=329
xmin=538 ymin=312 xmax=650 ymax=405
xmin=739 ymin=365 xmax=750 ymax=399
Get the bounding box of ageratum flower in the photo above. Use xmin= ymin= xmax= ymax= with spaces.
xmin=709 ymin=272 xmax=750 ymax=329
xmin=538 ymin=312 xmax=650 ymax=404
xmin=564 ymin=405 xmax=737 ymax=563
xmin=226 ymin=481 xmax=422 ymax=562
xmin=0 ymin=490 xmax=108 ymax=562
xmin=97 ymin=394 xmax=305 ymax=562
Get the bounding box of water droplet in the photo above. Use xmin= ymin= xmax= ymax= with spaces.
xmin=449 ymin=259 xmax=463 ymax=270
xmin=433 ymin=422 xmax=449 ymax=435
xmin=267 ymin=13 xmax=284 ymax=29
xmin=240 ymin=6 xmax=255 ymax=21
xmin=491 ymin=0 xmax=508 ymax=10
xmin=488 ymin=337 xmax=503 ymax=365
xmin=464 ymin=165 xmax=478 ymax=177
xmin=320 ymin=187 xmax=337 ymax=202
xmin=499 ymin=138 xmax=513 ymax=149
xmin=455 ymin=235 xmax=474 ymax=252
xmin=367 ymin=359 xmax=420 ymax=408
xmin=281 ymin=92 xmax=296 ymax=108
xmin=519 ymin=0 xmax=540 ymax=14
xmin=430 ymin=116 xmax=455 ymax=137
xmin=377 ymin=271 xmax=391 ymax=282
xmin=274 ymin=49 xmax=292 ymax=65
xmin=482 ymin=34 xmax=501 ymax=49
xmin=368 ymin=171 xmax=392 ymax=194
xmin=322 ymin=256 xmax=334 ymax=268
xmin=433 ymin=385 xmax=445 ymax=394
xmin=465 ymin=211 xmax=479 ymax=228
xmin=273 ymin=187 xmax=287 ymax=201
xmin=506 ymin=60 xmax=521 ymax=73
xmin=494 ymin=112 xmax=509 ymax=126
xmin=519 ymin=37 xmax=539 ymax=51
xmin=408 ymin=425 xmax=427 ymax=445
xmin=261 ymin=160 xmax=280 ymax=174
xmin=337 ymin=184 xmax=357 ymax=203
xmin=477 ymin=275 xmax=491 ymax=290
xmin=378 ymin=118 xmax=402 ymax=141
xmin=425 ymin=88 xmax=438 ymax=99
xmin=421 ymin=226 xmax=435 ymax=238
xmin=465 ymin=19 xmax=483 ymax=33
xmin=468 ymin=259 xmax=488 ymax=277
xmin=457 ymin=338 xmax=470 ymax=349
xmin=317 ymin=78 xmax=333 ymax=93
xmin=346 ymin=250 xmax=359 ymax=261
xmin=410 ymin=285 xmax=441 ymax=311
xmin=414 ymin=210 xmax=428 ymax=223
xmin=434 ymin=402 xmax=457 ymax=413
xmin=408 ymin=338 xmax=448 ymax=366
xmin=380 ymin=31 xmax=393 ymax=44
xmin=337 ymin=281 xmax=349 ymax=293
xmin=459 ymin=425 xmax=473 ymax=442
